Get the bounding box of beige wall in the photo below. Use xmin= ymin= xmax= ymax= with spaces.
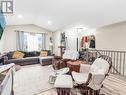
xmin=1 ymin=21 xmax=126 ymax=54
xmin=96 ymin=21 xmax=126 ymax=51
xmin=53 ymin=21 xmax=126 ymax=56
xmin=0 ymin=24 xmax=52 ymax=53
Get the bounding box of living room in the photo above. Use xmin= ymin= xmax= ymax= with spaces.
xmin=0 ymin=0 xmax=126 ymax=95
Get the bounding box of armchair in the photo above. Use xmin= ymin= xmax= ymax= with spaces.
xmin=72 ymin=55 xmax=112 ymax=95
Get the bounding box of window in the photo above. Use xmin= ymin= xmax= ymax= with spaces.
xmin=24 ymin=32 xmax=43 ymax=51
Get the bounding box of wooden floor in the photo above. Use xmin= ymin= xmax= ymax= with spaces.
xmin=36 ymin=74 xmax=126 ymax=95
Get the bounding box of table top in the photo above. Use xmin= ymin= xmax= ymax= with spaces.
xmin=67 ymin=60 xmax=87 ymax=66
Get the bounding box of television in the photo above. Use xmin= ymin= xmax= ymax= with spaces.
xmin=0 ymin=24 xmax=4 ymax=40
xmin=0 ymin=10 xmax=6 ymax=40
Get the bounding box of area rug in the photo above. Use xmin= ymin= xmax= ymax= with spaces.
xmin=14 ymin=64 xmax=54 ymax=95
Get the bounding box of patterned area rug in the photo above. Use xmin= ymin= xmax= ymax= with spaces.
xmin=14 ymin=64 xmax=54 ymax=95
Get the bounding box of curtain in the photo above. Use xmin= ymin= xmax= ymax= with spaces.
xmin=16 ymin=31 xmax=46 ymax=51
xmin=41 ymin=33 xmax=46 ymax=50
xmin=16 ymin=31 xmax=24 ymax=51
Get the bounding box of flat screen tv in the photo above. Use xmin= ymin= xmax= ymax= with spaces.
xmin=0 ymin=10 xmax=6 ymax=40
xmin=0 ymin=24 xmax=3 ymax=40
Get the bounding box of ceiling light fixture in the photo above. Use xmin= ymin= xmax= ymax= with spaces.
xmin=17 ymin=14 xmax=23 ymax=19
xmin=48 ymin=20 xmax=52 ymax=25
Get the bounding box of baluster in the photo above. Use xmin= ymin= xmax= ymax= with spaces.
xmin=116 ymin=52 xmax=119 ymax=74
xmin=113 ymin=52 xmax=116 ymax=74
xmin=119 ymin=52 xmax=122 ymax=75
xmin=110 ymin=52 xmax=113 ymax=73
xmin=123 ymin=53 xmax=125 ymax=76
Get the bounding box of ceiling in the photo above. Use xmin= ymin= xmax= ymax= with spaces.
xmin=5 ymin=0 xmax=126 ymax=31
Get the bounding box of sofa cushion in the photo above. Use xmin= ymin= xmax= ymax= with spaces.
xmin=7 ymin=57 xmax=39 ymax=65
xmin=72 ymin=71 xmax=88 ymax=84
xmin=54 ymin=75 xmax=73 ymax=88
xmin=12 ymin=51 xmax=25 ymax=59
xmin=24 ymin=51 xmax=39 ymax=57
xmin=63 ymin=50 xmax=79 ymax=60
xmin=7 ymin=51 xmax=14 ymax=59
xmin=40 ymin=50 xmax=52 ymax=56
xmin=40 ymin=51 xmax=48 ymax=57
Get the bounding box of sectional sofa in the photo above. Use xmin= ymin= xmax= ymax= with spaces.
xmin=3 ymin=50 xmax=52 ymax=66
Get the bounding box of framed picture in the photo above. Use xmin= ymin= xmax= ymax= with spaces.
xmin=81 ymin=35 xmax=95 ymax=49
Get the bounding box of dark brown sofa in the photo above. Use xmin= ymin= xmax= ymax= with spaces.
xmin=4 ymin=50 xmax=52 ymax=66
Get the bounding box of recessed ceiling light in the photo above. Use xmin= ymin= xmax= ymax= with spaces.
xmin=75 ymin=25 xmax=88 ymax=30
xmin=48 ymin=21 xmax=52 ymax=25
xmin=17 ymin=14 xmax=23 ymax=19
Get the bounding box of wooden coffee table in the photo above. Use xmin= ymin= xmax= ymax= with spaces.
xmin=67 ymin=60 xmax=87 ymax=72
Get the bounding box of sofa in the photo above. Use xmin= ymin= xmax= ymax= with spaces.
xmin=4 ymin=50 xmax=52 ymax=66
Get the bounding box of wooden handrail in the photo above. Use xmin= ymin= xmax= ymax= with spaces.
xmin=85 ymin=49 xmax=125 ymax=76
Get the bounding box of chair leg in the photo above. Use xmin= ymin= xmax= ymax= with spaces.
xmin=89 ymin=89 xmax=93 ymax=95
xmin=80 ymin=88 xmax=89 ymax=95
xmin=94 ymin=90 xmax=100 ymax=95
xmin=96 ymin=90 xmax=100 ymax=95
xmin=79 ymin=87 xmax=100 ymax=95
xmin=56 ymin=88 xmax=71 ymax=95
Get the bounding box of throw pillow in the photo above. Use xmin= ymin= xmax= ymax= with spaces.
xmin=12 ymin=51 xmax=25 ymax=59
xmin=40 ymin=51 xmax=48 ymax=57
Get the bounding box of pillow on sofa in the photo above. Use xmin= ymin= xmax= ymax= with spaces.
xmin=40 ymin=51 xmax=48 ymax=57
xmin=7 ymin=51 xmax=15 ymax=59
xmin=12 ymin=51 xmax=25 ymax=59
xmin=24 ymin=51 xmax=38 ymax=57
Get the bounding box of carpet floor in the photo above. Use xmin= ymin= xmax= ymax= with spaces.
xmin=35 ymin=74 xmax=126 ymax=95
xmin=14 ymin=64 xmax=126 ymax=95
xmin=14 ymin=64 xmax=54 ymax=95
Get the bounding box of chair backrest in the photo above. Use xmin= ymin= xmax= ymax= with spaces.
xmin=88 ymin=56 xmax=112 ymax=90
xmin=90 ymin=58 xmax=110 ymax=74
xmin=63 ymin=50 xmax=79 ymax=60
xmin=99 ymin=55 xmax=112 ymax=74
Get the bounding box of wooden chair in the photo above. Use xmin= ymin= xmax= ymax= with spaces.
xmin=72 ymin=55 xmax=112 ymax=95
